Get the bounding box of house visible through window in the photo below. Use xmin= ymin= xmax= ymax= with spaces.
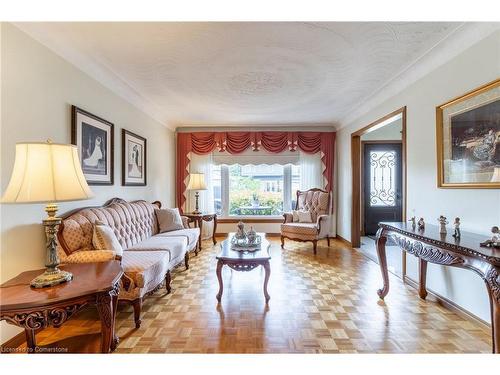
xmin=211 ymin=163 xmax=301 ymax=217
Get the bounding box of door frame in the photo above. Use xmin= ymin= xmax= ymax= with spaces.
xmin=351 ymin=106 xmax=407 ymax=250
xmin=360 ymin=140 xmax=403 ymax=236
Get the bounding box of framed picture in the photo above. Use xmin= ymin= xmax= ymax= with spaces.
xmin=71 ymin=106 xmax=114 ymax=185
xmin=436 ymin=79 xmax=500 ymax=188
xmin=122 ymin=129 xmax=147 ymax=186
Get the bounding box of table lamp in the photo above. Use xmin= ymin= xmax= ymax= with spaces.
xmin=186 ymin=173 xmax=207 ymax=214
xmin=1 ymin=141 xmax=94 ymax=288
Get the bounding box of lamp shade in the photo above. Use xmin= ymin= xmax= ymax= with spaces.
xmin=186 ymin=173 xmax=207 ymax=191
xmin=1 ymin=142 xmax=94 ymax=204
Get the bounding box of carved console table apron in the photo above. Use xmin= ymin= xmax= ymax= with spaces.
xmin=376 ymin=222 xmax=500 ymax=353
xmin=0 ymin=261 xmax=123 ymax=353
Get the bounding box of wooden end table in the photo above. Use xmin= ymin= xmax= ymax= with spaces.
xmin=183 ymin=212 xmax=217 ymax=254
xmin=216 ymin=233 xmax=271 ymax=303
xmin=0 ymin=261 xmax=123 ymax=353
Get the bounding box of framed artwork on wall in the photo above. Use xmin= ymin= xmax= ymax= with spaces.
xmin=71 ymin=105 xmax=114 ymax=185
xmin=436 ymin=79 xmax=500 ymax=188
xmin=122 ymin=129 xmax=147 ymax=186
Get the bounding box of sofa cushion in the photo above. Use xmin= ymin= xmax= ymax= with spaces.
xmin=59 ymin=199 xmax=159 ymax=254
xmin=155 ymin=228 xmax=199 ymax=249
xmin=156 ymin=208 xmax=184 ymax=233
xmin=92 ymin=221 xmax=123 ymax=256
xmin=121 ymin=251 xmax=169 ymax=289
xmin=126 ymin=236 xmax=187 ymax=263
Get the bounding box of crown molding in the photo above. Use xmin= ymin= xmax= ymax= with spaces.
xmin=12 ymin=22 xmax=175 ymax=130
xmin=340 ymin=22 xmax=500 ymax=128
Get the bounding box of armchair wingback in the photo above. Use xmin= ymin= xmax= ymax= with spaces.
xmin=281 ymin=188 xmax=330 ymax=254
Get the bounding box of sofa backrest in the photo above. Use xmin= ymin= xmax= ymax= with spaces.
xmin=58 ymin=198 xmax=159 ymax=255
xmin=296 ymin=189 xmax=330 ymax=222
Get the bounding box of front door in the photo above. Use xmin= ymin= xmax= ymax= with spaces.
xmin=363 ymin=143 xmax=403 ymax=235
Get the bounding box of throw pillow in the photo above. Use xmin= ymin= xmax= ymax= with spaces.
xmin=298 ymin=210 xmax=313 ymax=223
xmin=92 ymin=220 xmax=123 ymax=256
xmin=156 ymin=208 xmax=184 ymax=233
xmin=292 ymin=210 xmax=300 ymax=222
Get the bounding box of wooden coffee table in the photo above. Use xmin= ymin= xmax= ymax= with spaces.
xmin=216 ymin=233 xmax=271 ymax=303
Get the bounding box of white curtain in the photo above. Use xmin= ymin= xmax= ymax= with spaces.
xmin=186 ymin=152 xmax=214 ymax=239
xmin=298 ymin=151 xmax=336 ymax=237
xmin=299 ymin=151 xmax=323 ymax=190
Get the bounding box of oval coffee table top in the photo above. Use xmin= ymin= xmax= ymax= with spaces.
xmin=0 ymin=261 xmax=123 ymax=310
xmin=217 ymin=233 xmax=271 ymax=261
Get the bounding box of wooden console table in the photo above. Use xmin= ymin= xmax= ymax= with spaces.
xmin=0 ymin=261 xmax=123 ymax=353
xmin=376 ymin=222 xmax=500 ymax=353
xmin=183 ymin=212 xmax=217 ymax=254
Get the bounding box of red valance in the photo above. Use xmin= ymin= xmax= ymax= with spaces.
xmin=176 ymin=131 xmax=336 ymax=211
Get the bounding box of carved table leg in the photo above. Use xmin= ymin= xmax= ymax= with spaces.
xmin=375 ymin=227 xmax=390 ymax=299
xmin=96 ymin=290 xmax=115 ymax=353
xmin=198 ymin=218 xmax=203 ymax=252
xmin=212 ymin=215 xmax=218 ymax=245
xmin=110 ymin=290 xmax=119 ymax=351
xmin=263 ymin=261 xmax=271 ymax=303
xmin=216 ymin=259 xmax=224 ymax=302
xmin=418 ymin=258 xmax=428 ymax=300
xmin=25 ymin=328 xmax=36 ymax=351
xmin=485 ymin=267 xmax=500 ymax=353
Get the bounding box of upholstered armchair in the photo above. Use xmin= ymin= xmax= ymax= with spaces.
xmin=281 ymin=188 xmax=330 ymax=254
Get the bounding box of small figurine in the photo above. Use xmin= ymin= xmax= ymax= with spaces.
xmin=235 ymin=220 xmax=247 ymax=240
xmin=247 ymin=226 xmax=257 ymax=244
xmin=452 ymin=217 xmax=461 ymax=239
xmin=417 ymin=217 xmax=425 ymax=230
xmin=481 ymin=226 xmax=500 ymax=248
xmin=438 ymin=215 xmax=448 ymax=234
xmin=409 ymin=216 xmax=416 ymax=230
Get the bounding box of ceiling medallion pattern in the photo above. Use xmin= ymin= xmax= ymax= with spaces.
xmin=15 ymin=22 xmax=468 ymax=127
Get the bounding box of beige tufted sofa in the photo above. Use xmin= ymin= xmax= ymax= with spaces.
xmin=281 ymin=188 xmax=331 ymax=254
xmin=56 ymin=198 xmax=199 ymax=328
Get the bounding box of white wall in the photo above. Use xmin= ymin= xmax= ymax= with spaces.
xmin=361 ymin=117 xmax=402 ymax=141
xmin=0 ymin=23 xmax=175 ymax=342
xmin=337 ymin=30 xmax=500 ymax=323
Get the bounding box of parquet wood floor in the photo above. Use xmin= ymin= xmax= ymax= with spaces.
xmin=19 ymin=238 xmax=492 ymax=353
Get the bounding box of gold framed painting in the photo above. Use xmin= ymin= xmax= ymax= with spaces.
xmin=436 ymin=78 xmax=500 ymax=188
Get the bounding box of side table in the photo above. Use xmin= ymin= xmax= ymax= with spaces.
xmin=0 ymin=261 xmax=123 ymax=353
xmin=183 ymin=212 xmax=217 ymax=254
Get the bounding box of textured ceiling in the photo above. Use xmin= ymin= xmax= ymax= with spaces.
xmin=16 ymin=22 xmax=464 ymax=128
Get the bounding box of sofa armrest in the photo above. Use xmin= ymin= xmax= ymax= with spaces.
xmin=62 ymin=250 xmax=119 ymax=264
xmin=283 ymin=212 xmax=293 ymax=223
xmin=181 ymin=215 xmax=190 ymax=229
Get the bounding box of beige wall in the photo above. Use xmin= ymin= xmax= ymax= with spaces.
xmin=337 ymin=30 xmax=500 ymax=323
xmin=0 ymin=23 xmax=175 ymax=342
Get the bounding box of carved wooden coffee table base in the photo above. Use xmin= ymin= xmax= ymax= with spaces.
xmin=216 ymin=233 xmax=271 ymax=303
xmin=376 ymin=222 xmax=500 ymax=354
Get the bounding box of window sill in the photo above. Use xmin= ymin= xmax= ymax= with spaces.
xmin=217 ymin=216 xmax=283 ymax=224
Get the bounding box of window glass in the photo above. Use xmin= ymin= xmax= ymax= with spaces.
xmin=229 ymin=164 xmax=284 ymax=216
xmin=369 ymin=150 xmax=396 ymax=207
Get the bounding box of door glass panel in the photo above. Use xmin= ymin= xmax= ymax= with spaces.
xmin=369 ymin=150 xmax=396 ymax=207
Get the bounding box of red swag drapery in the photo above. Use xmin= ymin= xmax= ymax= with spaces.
xmin=176 ymin=131 xmax=336 ymax=212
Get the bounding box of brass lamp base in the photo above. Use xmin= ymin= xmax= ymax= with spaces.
xmin=30 ymin=268 xmax=73 ymax=289
xmin=29 ymin=202 xmax=74 ymax=289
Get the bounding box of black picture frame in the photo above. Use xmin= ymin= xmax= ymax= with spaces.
xmin=122 ymin=129 xmax=147 ymax=186
xmin=71 ymin=105 xmax=114 ymax=185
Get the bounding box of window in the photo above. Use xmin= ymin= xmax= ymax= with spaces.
xmin=369 ymin=150 xmax=396 ymax=207
xmin=211 ymin=163 xmax=301 ymax=217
